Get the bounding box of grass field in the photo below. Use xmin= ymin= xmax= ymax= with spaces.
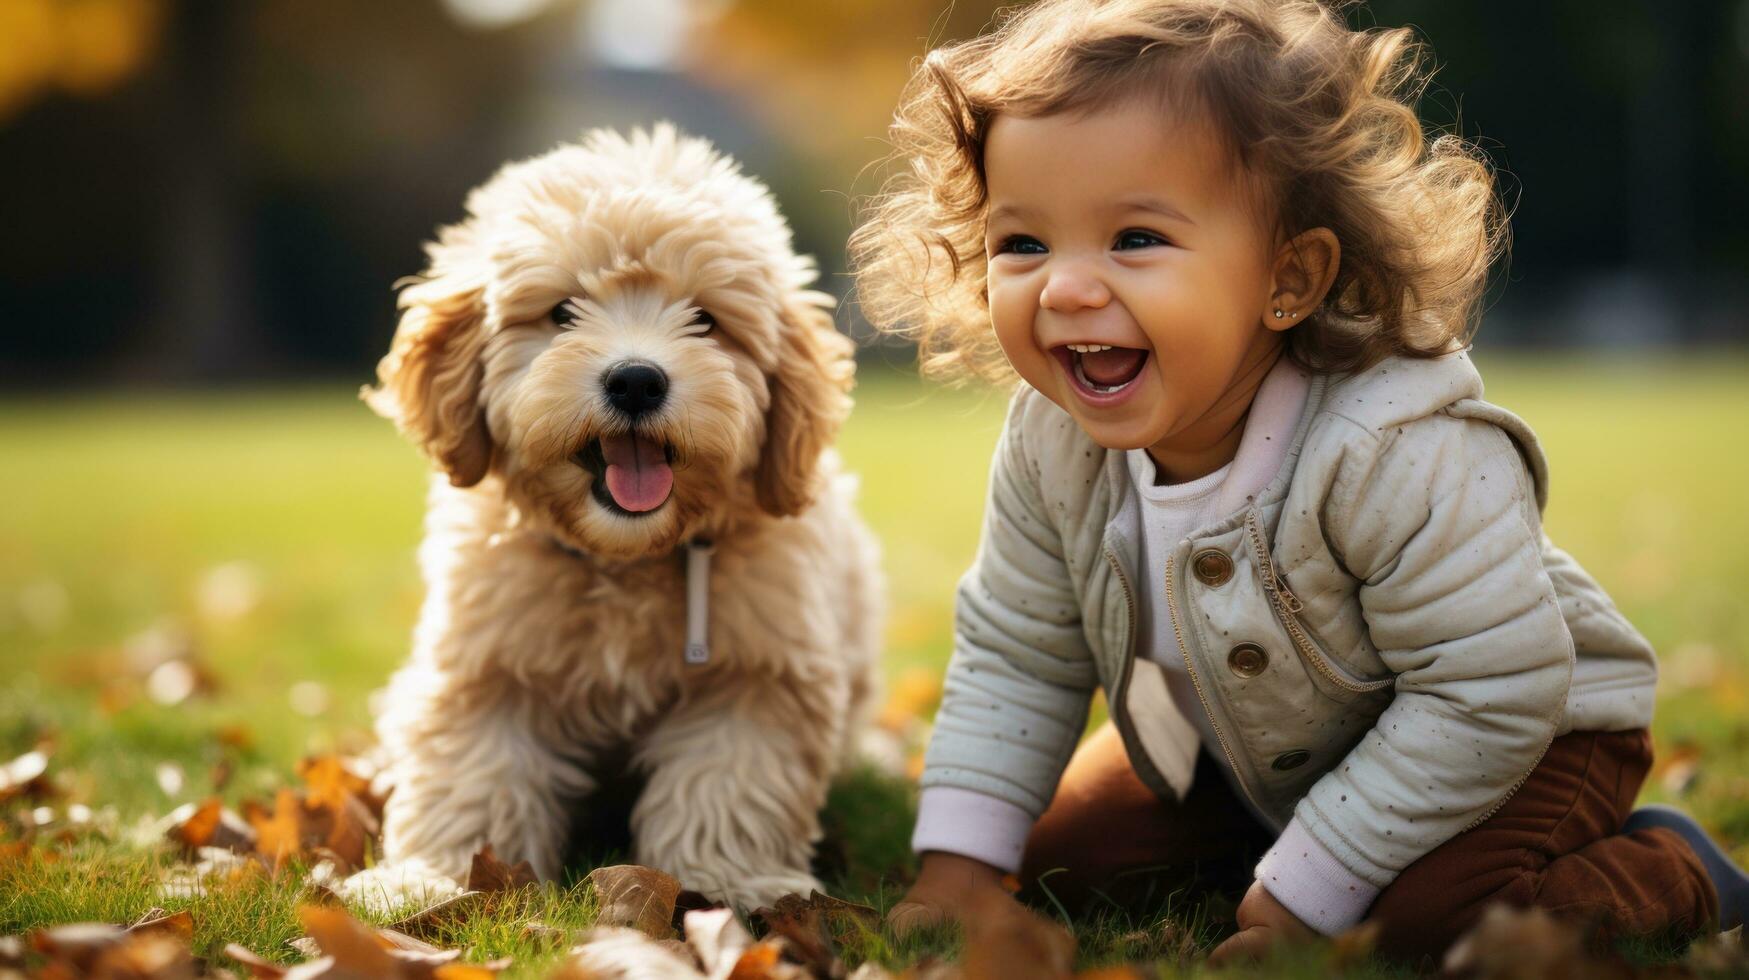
xmin=3 ymin=355 xmax=1748 ymax=975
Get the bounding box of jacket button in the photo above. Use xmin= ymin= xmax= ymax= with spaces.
xmin=1272 ymin=750 xmax=1311 ymax=771
xmin=1192 ymin=548 xmax=1233 ymax=586
xmin=1228 ymin=643 xmax=1268 ymax=678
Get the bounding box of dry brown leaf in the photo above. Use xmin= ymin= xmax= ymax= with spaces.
xmin=1 ymin=934 xmax=27 ymax=971
xmin=0 ymin=749 xmax=52 ymax=807
xmin=557 ymin=926 xmax=707 ymax=979
xmin=752 ymin=891 xmax=880 ymax=978
xmin=30 ymin=922 xmax=129 ymax=972
xmin=387 ymin=891 xmax=488 ymax=939
xmin=128 ymin=908 xmax=194 ymax=944
xmin=1686 ymin=924 xmax=1747 ymax=973
xmin=1440 ymin=904 xmax=1632 ymax=980
xmin=166 ymin=798 xmax=256 ymax=856
xmin=467 ymin=844 xmax=537 ymax=895
xmin=167 ymin=799 xmax=221 ymax=851
xmin=959 ymin=890 xmax=1074 ymax=980
xmin=586 ymin=865 xmax=682 ymax=940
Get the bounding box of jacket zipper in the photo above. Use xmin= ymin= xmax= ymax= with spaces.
xmin=1236 ymin=513 xmax=1555 ymax=832
xmin=1242 ymin=511 xmax=1392 ymax=694
xmin=1162 ymin=553 xmax=1267 ymax=816
xmin=1101 ymin=548 xmax=1141 ymax=727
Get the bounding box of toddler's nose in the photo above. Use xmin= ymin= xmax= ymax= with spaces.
xmin=1039 ymin=263 xmax=1112 ymax=313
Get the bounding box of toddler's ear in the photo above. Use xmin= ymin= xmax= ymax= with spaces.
xmin=1266 ymin=227 xmax=1341 ymax=327
xmin=363 ymin=256 xmax=493 ymax=488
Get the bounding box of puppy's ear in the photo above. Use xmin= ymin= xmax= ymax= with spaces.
xmin=363 ymin=270 xmax=493 ymax=488
xmin=757 ymin=295 xmax=854 ymax=517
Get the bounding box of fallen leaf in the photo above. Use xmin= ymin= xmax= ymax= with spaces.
xmin=0 ymin=749 xmax=51 ymax=807
xmin=128 ymin=908 xmax=194 ymax=944
xmin=686 ymin=908 xmax=751 ymax=979
xmin=557 ymin=926 xmax=706 ymax=979
xmin=165 ymin=798 xmax=256 ymax=855
xmin=587 ymin=865 xmax=683 ymax=940
xmin=1440 ymin=904 xmax=1632 ymax=980
xmin=296 ymin=757 xmax=376 ymax=814
xmin=387 ymin=891 xmax=488 ymax=939
xmin=297 ymin=905 xmax=403 ymax=976
xmin=751 ymin=891 xmax=879 ymax=978
xmin=467 ymin=843 xmax=537 ymax=894
xmin=244 ymin=789 xmax=305 ymax=870
xmin=1686 ymin=924 xmax=1747 ymax=973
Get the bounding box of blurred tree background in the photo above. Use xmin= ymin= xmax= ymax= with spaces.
xmin=0 ymin=0 xmax=1744 ymax=388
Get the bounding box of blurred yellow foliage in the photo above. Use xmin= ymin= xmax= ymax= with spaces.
xmin=0 ymin=0 xmax=163 ymax=119
xmin=689 ymin=0 xmax=1006 ymax=169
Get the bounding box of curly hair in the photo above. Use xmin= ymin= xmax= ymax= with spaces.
xmin=849 ymin=0 xmax=1509 ymax=384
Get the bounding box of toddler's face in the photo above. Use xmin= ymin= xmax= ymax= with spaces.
xmin=983 ymin=99 xmax=1287 ymax=457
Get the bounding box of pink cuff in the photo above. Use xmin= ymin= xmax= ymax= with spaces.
xmin=911 ymin=787 xmax=1036 ymax=874
xmin=1255 ymin=818 xmax=1381 ymax=935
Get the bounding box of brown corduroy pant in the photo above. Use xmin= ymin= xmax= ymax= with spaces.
xmin=1017 ymin=723 xmax=1717 ymax=960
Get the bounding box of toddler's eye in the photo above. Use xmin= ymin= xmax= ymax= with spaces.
xmin=1114 ymin=229 xmax=1168 ymax=250
xmin=994 ymin=235 xmax=1047 ymax=256
xmin=551 ymin=299 xmax=580 ymax=327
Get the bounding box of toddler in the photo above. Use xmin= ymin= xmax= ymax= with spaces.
xmin=850 ymin=0 xmax=1749 ymax=963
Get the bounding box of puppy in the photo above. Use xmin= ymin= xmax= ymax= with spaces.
xmin=345 ymin=124 xmax=883 ymax=912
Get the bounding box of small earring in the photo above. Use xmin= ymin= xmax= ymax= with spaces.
xmin=1273 ymin=309 xmax=1285 ymax=319
xmin=1290 ymin=311 xmax=1299 ymax=318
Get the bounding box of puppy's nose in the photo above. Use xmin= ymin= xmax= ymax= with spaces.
xmin=602 ymin=361 xmax=668 ymax=418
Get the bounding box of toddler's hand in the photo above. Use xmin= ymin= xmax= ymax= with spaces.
xmin=887 ymin=851 xmax=1019 ymax=938
xmin=1207 ymin=880 xmax=1317 ymax=967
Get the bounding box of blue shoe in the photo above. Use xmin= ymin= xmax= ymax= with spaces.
xmin=1621 ymin=804 xmax=1749 ymax=930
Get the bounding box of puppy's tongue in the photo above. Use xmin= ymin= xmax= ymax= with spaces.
xmin=600 ymin=433 xmax=672 ymax=512
xmin=1081 ymin=347 xmax=1147 ymax=386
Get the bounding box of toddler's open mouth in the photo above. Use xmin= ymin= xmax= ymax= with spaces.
xmin=1052 ymin=343 xmax=1149 ymax=404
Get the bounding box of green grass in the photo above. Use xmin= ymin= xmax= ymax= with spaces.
xmin=2 ymin=356 xmax=1748 ymax=976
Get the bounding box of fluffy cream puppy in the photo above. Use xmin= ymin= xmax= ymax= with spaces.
xmin=344 ymin=124 xmax=883 ymax=912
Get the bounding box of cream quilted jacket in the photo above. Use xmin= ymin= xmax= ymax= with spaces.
xmin=921 ymin=351 xmax=1658 ymax=888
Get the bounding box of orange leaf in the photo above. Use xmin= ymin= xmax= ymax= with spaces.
xmin=245 ymin=789 xmax=304 ymax=869
xmin=298 ymin=904 xmax=400 ymax=975
xmin=168 ymin=798 xmax=222 ymax=850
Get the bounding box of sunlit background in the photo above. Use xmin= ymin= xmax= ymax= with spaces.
xmin=2 ymin=0 xmax=1749 ymax=911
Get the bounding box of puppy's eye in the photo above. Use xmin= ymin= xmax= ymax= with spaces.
xmin=551 ymin=300 xmax=579 ymax=327
xmin=691 ymin=309 xmax=716 ymax=333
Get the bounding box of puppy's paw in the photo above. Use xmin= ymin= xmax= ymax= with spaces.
xmin=687 ymin=868 xmax=826 ymax=912
xmin=339 ymin=859 xmax=465 ymax=915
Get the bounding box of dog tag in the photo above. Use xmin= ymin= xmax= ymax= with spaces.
xmin=684 ymin=539 xmax=714 ymax=665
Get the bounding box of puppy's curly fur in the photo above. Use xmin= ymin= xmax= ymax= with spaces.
xmin=346 ymin=125 xmax=883 ymax=911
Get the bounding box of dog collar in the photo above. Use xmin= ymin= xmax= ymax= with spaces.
xmin=546 ymin=534 xmax=714 ymax=667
